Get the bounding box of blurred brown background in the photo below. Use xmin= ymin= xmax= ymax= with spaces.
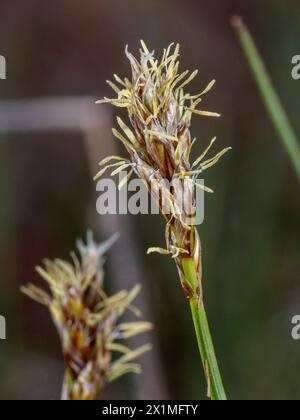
xmin=0 ymin=0 xmax=300 ymax=400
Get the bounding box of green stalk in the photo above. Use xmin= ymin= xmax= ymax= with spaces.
xmin=182 ymin=258 xmax=227 ymax=401
xmin=231 ymin=16 xmax=300 ymax=182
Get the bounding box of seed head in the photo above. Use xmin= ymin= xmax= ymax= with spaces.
xmin=21 ymin=231 xmax=152 ymax=400
xmin=96 ymin=42 xmax=231 ymax=299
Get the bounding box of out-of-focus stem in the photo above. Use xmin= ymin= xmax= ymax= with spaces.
xmin=182 ymin=258 xmax=227 ymax=401
xmin=231 ymin=16 xmax=300 ymax=182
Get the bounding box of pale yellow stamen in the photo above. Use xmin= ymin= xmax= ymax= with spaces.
xmin=194 ymin=182 xmax=214 ymax=194
xmin=193 ymin=137 xmax=217 ymax=168
xmin=112 ymin=129 xmax=136 ymax=152
xmin=106 ymin=80 xmax=121 ymax=94
xmin=117 ymin=117 xmax=138 ymax=146
xmin=187 ymin=108 xmax=221 ymax=118
xmin=98 ymin=156 xmax=126 ymax=167
xmin=147 ymin=130 xmax=178 ymax=142
xmin=176 ymin=70 xmax=199 ymax=91
xmin=94 ymin=161 xmax=127 ymax=181
xmin=199 ymin=79 xmax=216 ymax=97
xmin=201 ymin=147 xmax=232 ymax=171
xmin=111 ymin=163 xmax=136 ymax=177
xmin=114 ymin=73 xmax=127 ymax=87
xmin=118 ymin=169 xmax=134 ymax=190
xmin=147 ymin=247 xmax=170 ymax=256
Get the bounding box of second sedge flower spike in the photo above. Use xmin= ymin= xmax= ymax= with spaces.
xmin=21 ymin=232 xmax=152 ymax=400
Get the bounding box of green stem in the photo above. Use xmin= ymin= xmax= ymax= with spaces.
xmin=182 ymin=258 xmax=227 ymax=401
xmin=231 ymin=16 xmax=300 ymax=182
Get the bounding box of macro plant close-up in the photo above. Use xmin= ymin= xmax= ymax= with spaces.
xmin=1 ymin=0 xmax=300 ymax=404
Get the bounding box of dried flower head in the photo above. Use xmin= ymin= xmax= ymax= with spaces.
xmin=21 ymin=231 xmax=152 ymax=400
xmin=95 ymin=41 xmax=231 ymax=301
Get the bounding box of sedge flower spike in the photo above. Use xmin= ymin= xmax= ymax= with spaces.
xmin=96 ymin=41 xmax=230 ymax=400
xmin=96 ymin=41 xmax=231 ymax=301
xmin=21 ymin=231 xmax=152 ymax=400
